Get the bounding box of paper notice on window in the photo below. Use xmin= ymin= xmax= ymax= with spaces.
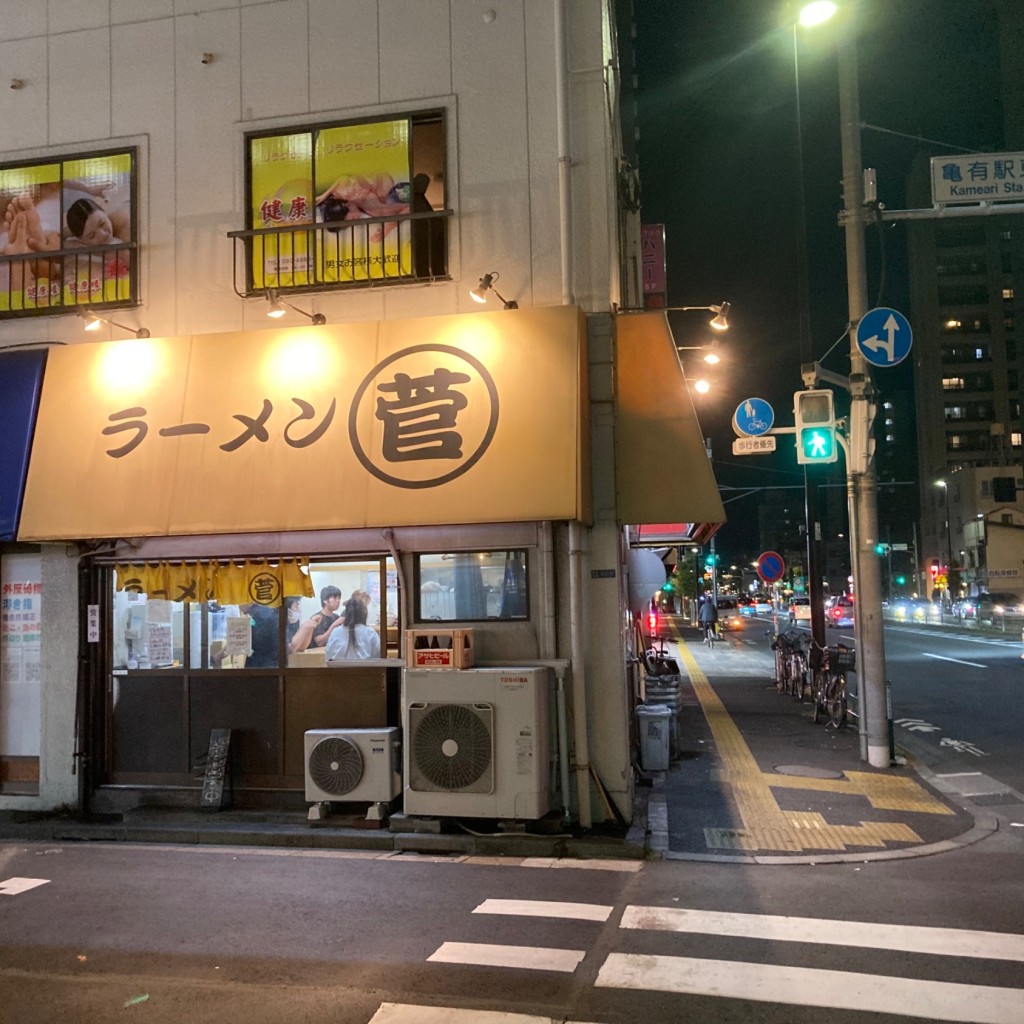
xmin=225 ymin=616 xmax=252 ymax=657
xmin=147 ymin=599 xmax=173 ymax=624
xmin=146 ymin=621 xmax=173 ymax=667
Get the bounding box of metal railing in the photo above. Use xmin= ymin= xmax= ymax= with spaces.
xmin=0 ymin=241 xmax=137 ymax=319
xmin=228 ymin=209 xmax=451 ymax=298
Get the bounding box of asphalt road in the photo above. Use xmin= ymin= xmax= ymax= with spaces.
xmin=2 ymin=831 xmax=1024 ymax=1024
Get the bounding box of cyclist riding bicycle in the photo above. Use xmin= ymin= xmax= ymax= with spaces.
xmin=697 ymin=596 xmax=719 ymax=642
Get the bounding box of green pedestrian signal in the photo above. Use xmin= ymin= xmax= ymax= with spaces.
xmin=798 ymin=425 xmax=836 ymax=463
xmin=793 ymin=389 xmax=838 ymax=465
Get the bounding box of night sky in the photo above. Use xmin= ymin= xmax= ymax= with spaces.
xmin=634 ymin=0 xmax=1004 ymax=558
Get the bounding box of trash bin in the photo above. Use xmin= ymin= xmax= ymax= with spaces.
xmin=637 ymin=703 xmax=672 ymax=771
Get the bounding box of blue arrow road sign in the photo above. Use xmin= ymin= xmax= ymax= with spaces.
xmin=855 ymin=306 xmax=913 ymax=367
xmin=733 ymin=397 xmax=775 ymax=437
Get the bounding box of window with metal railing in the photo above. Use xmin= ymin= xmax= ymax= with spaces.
xmin=229 ymin=111 xmax=450 ymax=298
xmin=0 ymin=148 xmax=138 ymax=320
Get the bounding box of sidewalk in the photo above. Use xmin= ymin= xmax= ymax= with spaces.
xmin=644 ymin=623 xmax=991 ymax=864
xmin=0 ymin=624 xmax=992 ymax=864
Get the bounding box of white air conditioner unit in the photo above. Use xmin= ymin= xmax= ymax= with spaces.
xmin=403 ymin=667 xmax=550 ymax=820
xmin=304 ymin=728 xmax=401 ymax=803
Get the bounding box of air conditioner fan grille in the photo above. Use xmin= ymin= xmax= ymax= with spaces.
xmin=307 ymin=736 xmax=364 ymax=797
xmin=413 ymin=703 xmax=492 ymax=791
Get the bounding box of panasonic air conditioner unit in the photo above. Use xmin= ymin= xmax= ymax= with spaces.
xmin=304 ymin=728 xmax=401 ymax=804
xmin=403 ymin=668 xmax=550 ymax=820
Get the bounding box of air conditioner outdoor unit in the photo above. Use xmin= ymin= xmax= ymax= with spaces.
xmin=304 ymin=727 xmax=401 ymax=804
xmin=403 ymin=667 xmax=550 ymax=820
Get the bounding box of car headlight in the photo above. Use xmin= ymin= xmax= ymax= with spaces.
xmin=995 ymin=605 xmax=1005 ymax=615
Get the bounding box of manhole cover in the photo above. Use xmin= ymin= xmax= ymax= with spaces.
xmin=774 ymin=764 xmax=844 ymax=780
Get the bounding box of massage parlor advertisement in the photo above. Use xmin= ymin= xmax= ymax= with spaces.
xmin=250 ymin=119 xmax=411 ymax=290
xmin=0 ymin=151 xmax=134 ymax=314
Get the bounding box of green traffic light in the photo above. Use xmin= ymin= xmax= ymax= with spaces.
xmin=799 ymin=426 xmax=836 ymax=462
xmin=895 ymin=575 xmax=906 ymax=585
xmin=873 ymin=543 xmax=886 ymax=556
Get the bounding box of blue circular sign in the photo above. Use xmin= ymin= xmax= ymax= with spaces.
xmin=733 ymin=397 xmax=775 ymax=437
xmin=757 ymin=550 xmax=785 ymax=584
xmin=855 ymin=307 xmax=913 ymax=367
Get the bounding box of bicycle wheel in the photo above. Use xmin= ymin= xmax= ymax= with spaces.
xmin=812 ymin=669 xmax=828 ymax=723
xmin=774 ymin=648 xmax=787 ymax=691
xmin=827 ymin=672 xmax=848 ymax=729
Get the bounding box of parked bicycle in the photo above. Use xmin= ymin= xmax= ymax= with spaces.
xmin=811 ymin=642 xmax=855 ymax=728
xmin=769 ymin=628 xmax=806 ymax=697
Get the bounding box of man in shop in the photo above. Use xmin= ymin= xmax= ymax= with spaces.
xmin=288 ymin=585 xmax=343 ymax=653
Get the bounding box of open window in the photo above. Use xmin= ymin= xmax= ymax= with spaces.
xmin=231 ymin=112 xmax=449 ymax=297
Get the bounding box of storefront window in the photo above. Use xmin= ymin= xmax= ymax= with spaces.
xmin=287 ymin=558 xmax=398 ymax=665
xmin=190 ymin=600 xmax=282 ymax=670
xmin=415 ymin=550 xmax=528 ymax=622
xmin=111 ymin=587 xmax=185 ymax=669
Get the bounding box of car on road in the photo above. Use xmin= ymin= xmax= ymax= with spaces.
xmin=752 ymin=596 xmax=773 ymax=615
xmin=975 ymin=591 xmax=1024 ymax=625
xmin=714 ymin=596 xmax=745 ymax=631
xmin=787 ymin=596 xmax=811 ymax=624
xmin=826 ymin=594 xmax=854 ymax=627
xmin=952 ymin=596 xmax=977 ymax=621
xmin=891 ymin=596 xmax=933 ymax=623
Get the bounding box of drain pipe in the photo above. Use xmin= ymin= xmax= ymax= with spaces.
xmin=556 ymin=0 xmax=592 ymax=829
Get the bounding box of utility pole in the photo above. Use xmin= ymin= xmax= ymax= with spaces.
xmin=838 ymin=28 xmax=889 ymax=768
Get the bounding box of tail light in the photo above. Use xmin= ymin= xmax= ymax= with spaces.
xmin=647 ymin=610 xmax=659 ymax=635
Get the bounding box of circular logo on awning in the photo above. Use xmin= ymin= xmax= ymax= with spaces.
xmin=349 ymin=344 xmax=499 ymax=489
xmin=248 ymin=572 xmax=282 ymax=606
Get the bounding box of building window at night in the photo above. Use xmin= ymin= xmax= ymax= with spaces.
xmin=0 ymin=148 xmax=138 ymax=321
xmin=414 ymin=551 xmax=529 ymax=623
xmin=230 ymin=112 xmax=449 ymax=297
xmin=1003 ymin=288 xmax=1014 ymax=300
xmin=942 ymin=376 xmax=965 ymax=390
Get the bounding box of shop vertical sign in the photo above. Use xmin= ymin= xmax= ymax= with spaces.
xmin=0 ymin=553 xmax=42 ymax=759
xmin=641 ymin=223 xmax=666 ymax=308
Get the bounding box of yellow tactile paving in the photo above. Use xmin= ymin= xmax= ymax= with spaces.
xmin=673 ymin=639 xmax=936 ymax=853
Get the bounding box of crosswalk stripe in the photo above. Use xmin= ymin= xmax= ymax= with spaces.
xmin=620 ymin=905 xmax=1024 ymax=962
xmin=427 ymin=942 xmax=586 ymax=972
xmin=0 ymin=877 xmax=49 ymax=895
xmin=474 ymin=899 xmax=613 ymax=921
xmin=368 ymin=1003 xmax=602 ymax=1024
xmin=596 ymin=953 xmax=1022 ymax=1024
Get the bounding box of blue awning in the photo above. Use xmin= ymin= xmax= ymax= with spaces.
xmin=0 ymin=349 xmax=47 ymax=541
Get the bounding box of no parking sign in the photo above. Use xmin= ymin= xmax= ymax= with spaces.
xmin=757 ymin=551 xmax=785 ymax=584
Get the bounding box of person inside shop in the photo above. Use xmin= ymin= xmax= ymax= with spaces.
xmin=325 ymin=595 xmax=381 ymax=661
xmin=242 ymin=602 xmax=280 ymax=669
xmin=288 ymin=585 xmax=342 ymax=653
xmin=284 ymin=596 xmax=302 ymax=650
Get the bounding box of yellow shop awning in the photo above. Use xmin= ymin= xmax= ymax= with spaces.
xmin=18 ymin=305 xmax=588 ymax=540
xmin=614 ymin=311 xmax=725 ymax=527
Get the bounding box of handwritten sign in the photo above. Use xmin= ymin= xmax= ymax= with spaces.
xmin=199 ymin=728 xmax=232 ymax=811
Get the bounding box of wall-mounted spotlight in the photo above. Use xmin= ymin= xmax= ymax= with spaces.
xmin=77 ymin=309 xmax=150 ymax=338
xmin=469 ymin=271 xmax=518 ymax=309
xmin=265 ymin=289 xmax=326 ymax=325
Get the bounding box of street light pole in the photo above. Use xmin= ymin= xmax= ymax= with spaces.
xmin=937 ymin=479 xmax=953 ymax=607
xmin=837 ymin=25 xmax=890 ymax=768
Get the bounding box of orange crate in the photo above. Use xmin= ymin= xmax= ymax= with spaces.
xmin=405 ymin=628 xmax=475 ymax=669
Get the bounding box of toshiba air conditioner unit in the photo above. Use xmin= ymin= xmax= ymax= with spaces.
xmin=304 ymin=728 xmax=401 ymax=803
xmin=403 ymin=667 xmax=550 ymax=820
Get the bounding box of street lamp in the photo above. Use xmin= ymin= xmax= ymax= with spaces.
xmin=936 ymin=479 xmax=953 ymax=607
xmin=798 ymin=0 xmax=889 ymax=767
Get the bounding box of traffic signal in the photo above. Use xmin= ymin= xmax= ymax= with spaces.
xmin=929 ymin=559 xmax=940 ymax=580
xmin=794 ymin=389 xmax=837 ymax=465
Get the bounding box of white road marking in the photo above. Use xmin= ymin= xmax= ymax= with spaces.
xmin=369 ymin=1003 xmax=601 ymax=1024
xmin=596 ymin=953 xmax=1022 ymax=1024
xmin=0 ymin=877 xmax=49 ymax=895
xmin=474 ymin=899 xmax=612 ymax=921
xmin=922 ymin=652 xmax=987 ymax=668
xmin=368 ymin=1003 xmax=598 ymax=1019
xmin=619 ymin=906 xmax=1024 ymax=961
xmin=427 ymin=942 xmax=585 ymax=972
